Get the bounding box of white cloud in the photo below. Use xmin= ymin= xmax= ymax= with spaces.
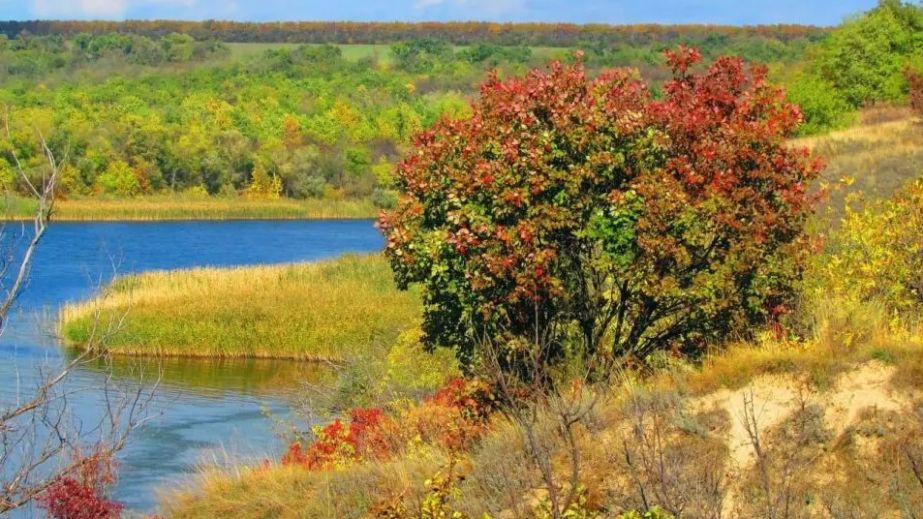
xmin=31 ymin=0 xmax=196 ymax=19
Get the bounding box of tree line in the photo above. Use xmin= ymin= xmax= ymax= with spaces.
xmin=1 ymin=20 xmax=828 ymax=47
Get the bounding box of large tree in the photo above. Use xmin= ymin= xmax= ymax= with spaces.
xmin=379 ymin=48 xmax=823 ymax=372
xmin=817 ymin=0 xmax=923 ymax=107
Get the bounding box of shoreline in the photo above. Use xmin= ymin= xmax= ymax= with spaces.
xmin=5 ymin=196 xmax=381 ymax=222
xmin=57 ymin=255 xmax=420 ymax=361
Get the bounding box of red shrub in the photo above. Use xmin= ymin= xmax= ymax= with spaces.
xmin=282 ymin=407 xmax=391 ymax=470
xmin=380 ymin=48 xmax=823 ymax=374
xmin=37 ymin=478 xmax=123 ymax=519
xmin=280 ymin=380 xmax=499 ymax=471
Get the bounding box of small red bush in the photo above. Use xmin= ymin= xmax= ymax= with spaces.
xmin=282 ymin=407 xmax=391 ymax=469
xmin=37 ymin=478 xmax=123 ymax=519
xmin=281 ymin=379 xmax=497 ymax=471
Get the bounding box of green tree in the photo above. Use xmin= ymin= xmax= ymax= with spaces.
xmin=817 ymin=0 xmax=923 ymax=107
xmin=786 ymin=73 xmax=855 ymax=135
xmin=95 ymin=160 xmax=141 ymax=196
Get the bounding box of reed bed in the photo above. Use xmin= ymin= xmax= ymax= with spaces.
xmin=59 ymin=254 xmax=420 ymax=360
xmin=8 ymin=196 xmax=378 ymax=221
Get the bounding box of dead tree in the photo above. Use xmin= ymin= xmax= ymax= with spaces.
xmin=0 ymin=110 xmax=157 ymax=515
xmin=476 ymin=302 xmax=612 ymax=519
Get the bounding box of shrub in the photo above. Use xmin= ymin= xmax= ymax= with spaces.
xmin=807 ymin=180 xmax=923 ymax=317
xmin=282 ymin=407 xmax=392 ymax=470
xmin=381 ymin=329 xmax=460 ymax=398
xmin=37 ymin=479 xmax=123 ymax=519
xmin=282 ymin=378 xmax=494 ymax=471
xmin=95 ymin=160 xmax=142 ymax=197
xmin=246 ymin=163 xmax=282 ymax=199
xmin=37 ymin=452 xmax=122 ymax=519
xmin=785 ymin=73 xmax=855 ymax=135
xmin=908 ymin=67 xmax=923 ymax=116
xmin=380 ymin=48 xmax=822 ymax=373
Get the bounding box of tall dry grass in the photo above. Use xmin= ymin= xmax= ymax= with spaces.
xmin=793 ymin=109 xmax=923 ymax=219
xmin=59 ymin=254 xmax=420 ymax=360
xmin=11 ymin=195 xmax=378 ymax=221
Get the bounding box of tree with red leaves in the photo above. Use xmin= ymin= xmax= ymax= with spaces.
xmin=379 ymin=47 xmax=823 ymax=374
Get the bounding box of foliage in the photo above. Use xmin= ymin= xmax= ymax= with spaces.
xmin=245 ymin=163 xmax=282 ymax=199
xmin=282 ymin=378 xmax=494 ymax=472
xmin=380 ymin=48 xmax=822 ymax=372
xmin=282 ymin=407 xmax=392 ymax=470
xmin=615 ymin=508 xmax=674 ymax=519
xmin=1 ymin=20 xmax=827 ymax=49
xmin=0 ymin=41 xmax=462 ymax=204
xmin=815 ymin=0 xmax=923 ymax=107
xmin=95 ymin=159 xmax=144 ymax=196
xmin=37 ymin=453 xmax=122 ymax=519
xmin=381 ymin=329 xmax=461 ymax=398
xmin=785 ymin=73 xmax=855 ymax=135
xmin=908 ymin=67 xmax=923 ymax=116
xmin=392 ymin=39 xmax=454 ymax=73
xmin=37 ymin=480 xmax=123 ymax=519
xmin=807 ymin=179 xmax=923 ymax=317
xmin=0 ymin=31 xmax=227 ymax=80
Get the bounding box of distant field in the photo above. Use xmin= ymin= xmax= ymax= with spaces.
xmin=225 ymin=42 xmax=569 ymax=65
xmin=8 ymin=195 xmax=379 ymax=221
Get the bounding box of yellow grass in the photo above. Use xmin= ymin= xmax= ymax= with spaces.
xmin=793 ymin=109 xmax=923 ymax=217
xmin=59 ymin=254 xmax=420 ymax=360
xmin=10 ymin=195 xmax=379 ymax=221
xmin=159 ymin=323 xmax=923 ymax=519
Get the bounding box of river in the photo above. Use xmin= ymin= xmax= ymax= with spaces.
xmin=0 ymin=220 xmax=383 ymax=516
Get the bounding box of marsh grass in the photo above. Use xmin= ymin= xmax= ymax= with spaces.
xmin=11 ymin=195 xmax=378 ymax=221
xmin=59 ymin=254 xmax=421 ymax=360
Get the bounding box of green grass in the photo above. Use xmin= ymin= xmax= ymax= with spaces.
xmin=226 ymin=42 xmax=396 ymax=64
xmin=224 ymin=42 xmax=569 ymax=66
xmin=7 ymin=195 xmax=378 ymax=221
xmin=59 ymin=254 xmax=421 ymax=360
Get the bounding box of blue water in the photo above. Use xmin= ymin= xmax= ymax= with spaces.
xmin=0 ymin=220 xmax=383 ymax=516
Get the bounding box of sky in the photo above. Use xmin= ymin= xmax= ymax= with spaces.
xmin=0 ymin=0 xmax=881 ymax=26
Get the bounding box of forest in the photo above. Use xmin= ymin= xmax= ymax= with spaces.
xmin=3 ymin=3 xmax=917 ymax=210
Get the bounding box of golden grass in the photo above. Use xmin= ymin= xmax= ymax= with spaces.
xmin=9 ymin=195 xmax=378 ymax=221
xmin=59 ymin=254 xmax=421 ymax=360
xmin=160 ymin=324 xmax=923 ymax=519
xmin=161 ymin=452 xmax=449 ymax=519
xmin=792 ymin=109 xmax=923 ymax=217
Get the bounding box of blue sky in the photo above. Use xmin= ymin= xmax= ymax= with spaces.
xmin=0 ymin=0 xmax=879 ymax=26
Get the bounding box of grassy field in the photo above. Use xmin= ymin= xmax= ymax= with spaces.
xmin=59 ymin=254 xmax=421 ymax=360
xmin=793 ymin=107 xmax=923 ymax=219
xmin=7 ymin=195 xmax=379 ymax=221
xmin=225 ymin=42 xmax=569 ymax=66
